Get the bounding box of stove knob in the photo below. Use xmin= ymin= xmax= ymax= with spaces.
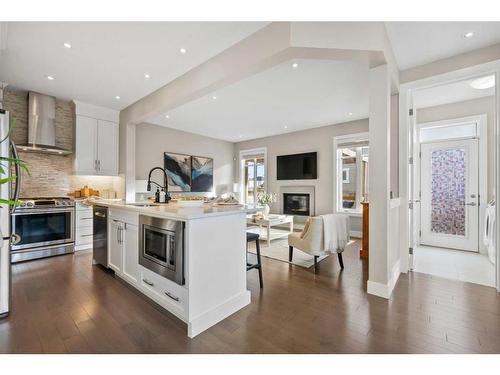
xmin=26 ymin=201 xmax=34 ymax=207
xmin=20 ymin=202 xmax=26 ymax=207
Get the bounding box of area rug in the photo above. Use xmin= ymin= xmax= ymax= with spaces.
xmin=246 ymin=230 xmax=355 ymax=268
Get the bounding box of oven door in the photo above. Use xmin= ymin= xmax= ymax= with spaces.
xmin=11 ymin=208 xmax=74 ymax=250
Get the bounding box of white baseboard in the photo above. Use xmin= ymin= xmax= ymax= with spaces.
xmin=367 ymin=259 xmax=401 ymax=299
xmin=188 ymin=290 xmax=251 ymax=338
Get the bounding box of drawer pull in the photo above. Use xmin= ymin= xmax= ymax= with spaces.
xmin=164 ymin=291 xmax=179 ymax=301
xmin=80 ymin=217 xmax=93 ymax=220
xmin=81 ymin=234 xmax=93 ymax=237
xmin=142 ymin=278 xmax=154 ymax=287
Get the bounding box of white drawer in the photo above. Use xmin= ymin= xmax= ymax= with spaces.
xmin=76 ymin=211 xmax=93 ymax=227
xmin=76 ymin=226 xmax=93 ymax=245
xmin=75 ymin=201 xmax=93 ymax=211
xmin=109 ymin=208 xmax=139 ymax=226
xmin=139 ymin=266 xmax=187 ymax=319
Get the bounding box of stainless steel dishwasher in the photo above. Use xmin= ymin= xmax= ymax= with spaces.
xmin=93 ymin=206 xmax=108 ymax=267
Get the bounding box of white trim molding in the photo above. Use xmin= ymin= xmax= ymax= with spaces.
xmin=399 ymin=59 xmax=500 ymax=292
xmin=367 ymin=259 xmax=401 ymax=299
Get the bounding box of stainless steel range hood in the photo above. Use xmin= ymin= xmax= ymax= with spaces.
xmin=17 ymin=92 xmax=72 ymax=155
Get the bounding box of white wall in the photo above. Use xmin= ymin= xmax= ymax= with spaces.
xmin=417 ymin=95 xmax=495 ymax=201
xmin=135 ymin=122 xmax=235 ymax=195
xmin=233 ymin=119 xmax=369 ymax=232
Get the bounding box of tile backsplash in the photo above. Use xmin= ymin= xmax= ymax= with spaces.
xmin=4 ymin=88 xmax=124 ymax=198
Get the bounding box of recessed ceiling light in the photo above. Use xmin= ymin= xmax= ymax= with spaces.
xmin=284 ymin=125 xmax=288 ymax=129
xmin=144 ymin=73 xmax=151 ymax=79
xmin=115 ymin=95 xmax=121 ymax=100
xmin=212 ymin=96 xmax=217 ymax=100
xmin=348 ymin=112 xmax=353 ymax=116
xmin=165 ymin=114 xmax=170 ymax=119
xmin=464 ymin=31 xmax=474 ymax=39
xmin=292 ymin=63 xmax=299 ymax=69
xmin=180 ymin=48 xmax=187 ymax=54
xmin=238 ymin=135 xmax=243 ymax=138
xmin=46 ymin=75 xmax=54 ymax=80
xmin=63 ymin=42 xmax=72 ymax=49
xmin=470 ymin=75 xmax=495 ymax=90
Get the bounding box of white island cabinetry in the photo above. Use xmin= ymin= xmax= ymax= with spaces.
xmin=108 ymin=208 xmax=139 ymax=285
xmin=92 ymin=200 xmax=258 ymax=338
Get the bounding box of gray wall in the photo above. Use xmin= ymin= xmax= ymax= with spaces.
xmin=234 ymin=119 xmax=369 ymax=233
xmin=417 ymin=95 xmax=495 ymax=200
xmin=135 ymin=122 xmax=235 ymax=195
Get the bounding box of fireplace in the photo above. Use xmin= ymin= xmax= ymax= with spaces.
xmin=283 ymin=193 xmax=310 ymax=216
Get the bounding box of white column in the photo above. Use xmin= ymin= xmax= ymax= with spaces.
xmin=367 ymin=64 xmax=391 ymax=298
xmin=119 ymin=121 xmax=136 ymax=203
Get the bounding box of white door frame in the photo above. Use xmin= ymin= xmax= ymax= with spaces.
xmin=238 ymin=147 xmax=268 ymax=204
xmin=415 ymin=115 xmax=487 ymax=252
xmin=399 ymin=60 xmax=500 ymax=292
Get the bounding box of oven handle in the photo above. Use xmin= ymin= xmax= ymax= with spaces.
xmin=11 ymin=208 xmax=75 ymax=216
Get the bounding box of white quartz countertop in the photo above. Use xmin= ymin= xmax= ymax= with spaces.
xmin=87 ymin=198 xmax=261 ymax=220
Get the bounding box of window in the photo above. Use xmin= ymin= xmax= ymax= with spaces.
xmin=420 ymin=122 xmax=477 ymax=142
xmin=334 ymin=134 xmax=369 ymax=214
xmin=240 ymin=149 xmax=266 ymax=204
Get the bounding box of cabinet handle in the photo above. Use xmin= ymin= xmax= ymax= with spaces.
xmin=81 ymin=234 xmax=93 ymax=237
xmin=94 ymin=160 xmax=98 ymax=171
xmin=164 ymin=291 xmax=180 ymax=301
xmin=98 ymin=160 xmax=101 ymax=171
xmin=142 ymin=279 xmax=154 ymax=287
xmin=80 ymin=217 xmax=93 ymax=220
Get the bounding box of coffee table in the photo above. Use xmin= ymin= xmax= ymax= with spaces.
xmin=247 ymin=214 xmax=294 ymax=246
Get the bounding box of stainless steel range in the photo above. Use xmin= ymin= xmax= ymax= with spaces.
xmin=10 ymin=197 xmax=75 ymax=263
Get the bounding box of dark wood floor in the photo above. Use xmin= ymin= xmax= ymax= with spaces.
xmin=1 ymin=241 xmax=500 ymax=354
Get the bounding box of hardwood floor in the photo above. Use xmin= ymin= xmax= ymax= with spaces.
xmin=1 ymin=241 xmax=500 ymax=354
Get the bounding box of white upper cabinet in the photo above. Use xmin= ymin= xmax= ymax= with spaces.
xmin=73 ymin=101 xmax=119 ymax=176
xmin=75 ymin=115 xmax=98 ymax=175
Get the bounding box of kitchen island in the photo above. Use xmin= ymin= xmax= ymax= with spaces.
xmin=89 ymin=199 xmax=260 ymax=338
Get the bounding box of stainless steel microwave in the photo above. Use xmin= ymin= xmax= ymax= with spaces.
xmin=139 ymin=215 xmax=184 ymax=285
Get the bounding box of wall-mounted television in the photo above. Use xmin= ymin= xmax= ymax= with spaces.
xmin=277 ymin=152 xmax=317 ymax=180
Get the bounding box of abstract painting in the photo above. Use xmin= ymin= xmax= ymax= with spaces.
xmin=164 ymin=152 xmax=192 ymax=192
xmin=191 ymin=156 xmax=214 ymax=192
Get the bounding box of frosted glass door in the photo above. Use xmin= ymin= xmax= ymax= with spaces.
xmin=420 ymin=139 xmax=479 ymax=251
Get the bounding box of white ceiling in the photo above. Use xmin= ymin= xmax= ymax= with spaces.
xmin=0 ymin=22 xmax=268 ymax=109
xmin=413 ymin=75 xmax=495 ymax=109
xmin=148 ymin=59 xmax=369 ymax=142
xmin=385 ymin=22 xmax=500 ymax=70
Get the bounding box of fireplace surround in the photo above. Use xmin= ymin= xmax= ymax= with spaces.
xmin=279 ymin=186 xmax=315 ymax=217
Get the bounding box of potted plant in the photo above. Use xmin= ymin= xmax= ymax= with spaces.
xmin=0 ymin=118 xmax=29 ymax=245
xmin=257 ymin=192 xmax=276 ymax=219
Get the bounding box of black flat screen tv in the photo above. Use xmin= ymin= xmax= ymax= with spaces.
xmin=277 ymin=152 xmax=317 ymax=180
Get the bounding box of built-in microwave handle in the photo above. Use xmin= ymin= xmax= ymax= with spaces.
xmin=164 ymin=291 xmax=180 ymax=301
xmin=142 ymin=278 xmax=154 ymax=287
xmin=94 ymin=212 xmax=106 ymax=218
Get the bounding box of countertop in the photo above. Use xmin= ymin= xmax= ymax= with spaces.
xmin=86 ymin=198 xmax=262 ymax=220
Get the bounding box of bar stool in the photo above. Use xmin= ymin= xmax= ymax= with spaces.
xmin=246 ymin=232 xmax=263 ymax=288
